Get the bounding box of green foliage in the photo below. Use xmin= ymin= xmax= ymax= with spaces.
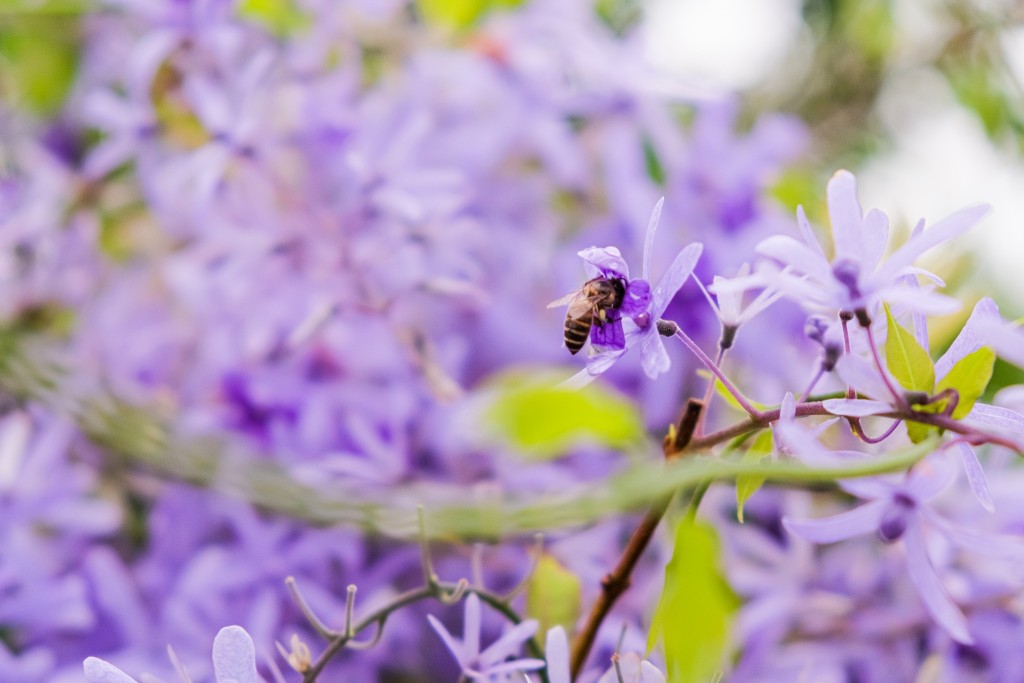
xmin=735 ymin=431 xmax=773 ymax=523
xmin=648 ymin=519 xmax=737 ymax=683
xmin=415 ymin=0 xmax=525 ymax=31
xmin=700 ymin=371 xmax=769 ymax=413
xmin=0 ymin=14 xmax=80 ymax=115
xmin=936 ymin=347 xmax=995 ymax=420
xmin=238 ymin=0 xmax=309 ymax=36
xmin=884 ymin=306 xmax=997 ymax=441
xmin=594 ymin=0 xmax=642 ymax=35
xmin=643 ymin=137 xmax=666 ymax=186
xmin=884 ymin=304 xmax=935 ymax=394
xmin=485 ymin=371 xmax=645 ymax=458
xmin=526 ymin=553 xmax=582 ymax=637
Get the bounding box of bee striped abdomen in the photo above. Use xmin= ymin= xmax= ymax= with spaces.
xmin=564 ymin=314 xmax=592 ymax=355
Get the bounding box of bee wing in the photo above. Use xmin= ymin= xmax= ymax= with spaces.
xmin=547 ymin=289 xmax=584 ymax=309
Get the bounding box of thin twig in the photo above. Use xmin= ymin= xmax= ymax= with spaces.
xmin=569 ymin=398 xmax=704 ymax=678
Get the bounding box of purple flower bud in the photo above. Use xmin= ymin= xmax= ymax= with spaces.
xmin=877 ymin=492 xmax=915 ymax=543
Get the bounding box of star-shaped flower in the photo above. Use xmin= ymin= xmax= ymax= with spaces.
xmin=560 ymin=199 xmax=702 ymax=386
xmin=427 ymin=593 xmax=544 ymax=681
xmin=83 ymin=626 xmax=261 ymax=683
xmin=756 ymin=170 xmax=989 ymax=324
xmin=783 ymin=454 xmax=1024 ymax=645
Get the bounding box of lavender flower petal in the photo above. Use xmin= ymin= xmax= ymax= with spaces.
xmin=955 ymin=442 xmax=995 ymax=512
xmin=902 ymin=521 xmax=973 ymax=644
xmin=211 ymin=626 xmax=260 ymax=683
xmin=83 ymin=658 xmax=139 ymax=683
xmin=783 ymin=502 xmax=885 ymax=543
xmin=822 ymin=399 xmax=893 ymax=417
xmin=650 ymin=242 xmax=703 ymax=316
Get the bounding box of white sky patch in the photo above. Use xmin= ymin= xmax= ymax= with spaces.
xmin=861 ymin=67 xmax=1024 ymax=311
xmin=641 ymin=0 xmax=802 ymax=90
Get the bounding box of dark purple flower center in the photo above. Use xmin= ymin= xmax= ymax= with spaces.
xmin=878 ymin=492 xmax=916 ymax=543
xmin=832 ymin=260 xmax=862 ymax=299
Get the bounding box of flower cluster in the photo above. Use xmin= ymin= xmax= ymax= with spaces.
xmin=1 ymin=0 xmax=1022 ymax=682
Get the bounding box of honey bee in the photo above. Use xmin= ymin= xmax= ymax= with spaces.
xmin=547 ymin=277 xmax=626 ymax=354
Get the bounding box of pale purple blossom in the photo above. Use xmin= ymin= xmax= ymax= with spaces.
xmin=84 ymin=625 xmax=261 ymax=683
xmin=784 ymin=454 xmax=1024 ymax=644
xmin=757 ymin=170 xmax=990 ymax=322
xmin=563 ymin=199 xmax=703 ymax=385
xmin=427 ymin=594 xmax=544 ymax=681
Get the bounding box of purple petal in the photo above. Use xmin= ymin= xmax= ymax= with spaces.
xmin=835 ymin=355 xmax=894 ymax=402
xmin=826 ymin=170 xmax=865 ymax=265
xmin=578 ymin=246 xmax=629 ymax=279
xmin=935 ymin=298 xmax=1000 ymax=379
xmin=619 ymin=279 xmax=651 ymax=317
xmin=468 ymin=659 xmax=546 ymax=678
xmin=822 ymin=398 xmax=893 ymax=417
xmin=796 ymin=205 xmax=827 ymax=257
xmin=956 ymin=442 xmax=994 ymax=512
xmin=838 ymin=477 xmax=893 ymax=500
xmin=590 ymin=317 xmax=625 ymax=350
xmin=428 ymin=614 xmax=466 ymax=666
xmin=464 ymin=593 xmax=482 ymax=659
xmin=861 ymin=208 xmax=890 ymax=272
xmin=875 ymin=204 xmax=991 ymax=284
xmin=586 ymin=347 xmax=628 ymax=377
xmin=774 ymin=421 xmax=837 ymax=464
xmin=640 ymin=661 xmax=668 ymax=683
xmin=780 ymin=392 xmax=796 ymax=421
xmin=545 ymin=627 xmax=571 ymax=683
xmin=924 ymin=509 xmax=1024 ymax=562
xmin=904 ymin=454 xmax=958 ymax=502
xmin=976 ymin=317 xmax=1024 ymax=368
xmin=650 ymin=242 xmax=702 ymax=316
xmin=642 ymin=197 xmax=665 ymax=280
xmin=83 ymin=658 xmax=139 ymax=683
xmin=478 ymin=619 xmax=539 ymax=666
xmin=212 ymin=626 xmax=260 ymax=683
xmin=965 ymin=403 xmax=1024 ymax=438
xmin=638 ymin=328 xmax=669 ymax=379
xmin=877 ymin=286 xmax=961 ymax=315
xmin=782 ymin=501 xmax=885 ymax=543
xmin=902 ymin=521 xmax=973 ymax=644
xmin=756 ymin=235 xmax=833 ymax=283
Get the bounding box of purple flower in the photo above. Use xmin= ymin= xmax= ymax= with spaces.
xmin=783 ymin=454 xmax=1024 ymax=645
xmin=561 ymin=199 xmax=703 ymax=385
xmin=756 ymin=170 xmax=990 ymax=323
xmin=427 ymin=593 xmax=544 ymax=680
xmin=83 ymin=625 xmax=261 ymax=683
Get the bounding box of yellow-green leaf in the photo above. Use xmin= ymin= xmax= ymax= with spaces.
xmin=526 ymin=553 xmax=581 ymax=637
xmin=239 ymin=0 xmax=310 ymax=36
xmin=415 ymin=0 xmax=524 ymax=30
xmin=905 ymin=407 xmax=938 ymax=444
xmin=698 ymin=370 xmax=769 ymax=413
xmin=735 ymin=431 xmax=773 ymax=523
xmin=936 ymin=347 xmax=996 ymax=420
xmin=647 ymin=520 xmax=737 ymax=683
xmin=485 ymin=370 xmax=644 ymax=459
xmin=884 ymin=304 xmax=934 ymax=394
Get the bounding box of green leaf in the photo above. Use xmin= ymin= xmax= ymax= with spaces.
xmin=648 ymin=519 xmax=737 ymax=683
xmin=698 ymin=370 xmax=769 ymax=413
xmin=415 ymin=0 xmax=524 ymax=31
xmin=905 ymin=409 xmax=937 ymax=444
xmin=485 ymin=371 xmax=644 ymax=458
xmin=735 ymin=431 xmax=773 ymax=523
xmin=0 ymin=15 xmax=80 ymax=115
xmin=238 ymin=0 xmax=309 ymax=36
xmin=884 ymin=304 xmax=934 ymax=394
xmin=526 ymin=553 xmax=581 ymax=637
xmin=936 ymin=347 xmax=996 ymax=420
